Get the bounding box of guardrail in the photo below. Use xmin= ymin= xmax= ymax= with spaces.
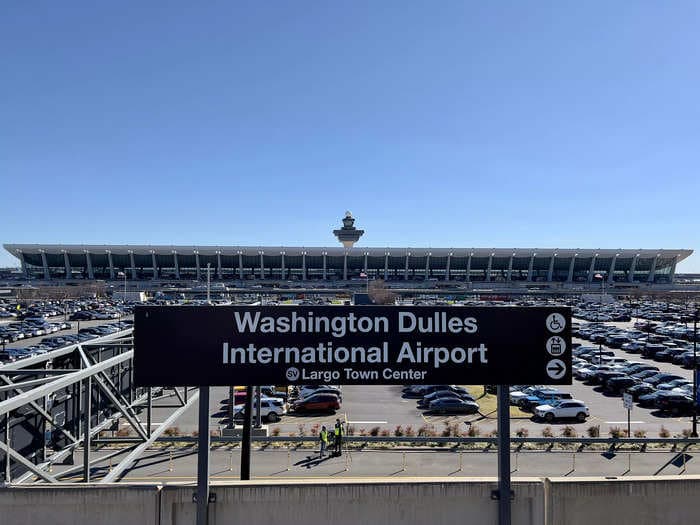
xmin=91 ymin=435 xmax=700 ymax=447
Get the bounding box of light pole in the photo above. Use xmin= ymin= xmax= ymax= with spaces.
xmin=206 ymin=263 xmax=211 ymax=304
xmin=693 ymin=306 xmax=698 ymax=437
xmin=594 ymin=272 xmax=605 ymax=364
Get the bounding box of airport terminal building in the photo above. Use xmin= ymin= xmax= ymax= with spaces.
xmin=3 ymin=244 xmax=692 ymax=286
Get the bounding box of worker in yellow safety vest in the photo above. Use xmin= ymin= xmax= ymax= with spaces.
xmin=319 ymin=426 xmax=328 ymax=458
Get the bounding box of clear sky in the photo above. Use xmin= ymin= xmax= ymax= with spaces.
xmin=2 ymin=1 xmax=699 ymax=271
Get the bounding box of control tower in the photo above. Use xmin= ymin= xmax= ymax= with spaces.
xmin=333 ymin=211 xmax=364 ymax=248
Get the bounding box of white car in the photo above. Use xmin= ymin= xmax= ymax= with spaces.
xmin=509 ymin=386 xmax=544 ymax=405
xmin=534 ymin=399 xmax=589 ymax=422
xmin=233 ymin=398 xmax=287 ymax=423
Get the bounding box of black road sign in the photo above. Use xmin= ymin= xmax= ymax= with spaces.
xmin=133 ymin=306 xmax=572 ymax=386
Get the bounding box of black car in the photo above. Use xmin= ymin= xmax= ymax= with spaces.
xmin=654 ymin=392 xmax=695 ymax=415
xmin=625 ymin=383 xmax=655 ymax=400
xmin=417 ymin=390 xmax=475 ymax=408
xmin=604 ymin=376 xmax=638 ymax=395
xmin=426 ymin=397 xmax=479 ymax=415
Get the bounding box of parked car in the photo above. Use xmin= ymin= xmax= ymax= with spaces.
xmin=425 ymin=397 xmax=479 ymax=415
xmin=519 ymin=389 xmax=573 ymax=411
xmin=292 ymin=393 xmax=341 ymax=413
xmin=417 ymin=390 xmax=475 ymax=408
xmin=233 ymin=399 xmax=286 ymax=423
xmin=534 ymin=399 xmax=589 ymax=422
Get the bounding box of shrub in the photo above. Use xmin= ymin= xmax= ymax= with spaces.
xmin=404 ymin=425 xmax=416 ymax=437
xmin=466 ymin=424 xmax=480 ymax=437
xmin=609 ymin=426 xmax=623 ymax=439
xmin=163 ymin=426 xmax=180 ymax=437
xmin=191 ymin=430 xmax=199 ymax=438
xmin=271 ymin=427 xmax=281 ymax=437
xmin=681 ymin=429 xmax=693 ymax=438
xmin=359 ymin=428 xmax=367 ymax=437
xmin=116 ymin=428 xmax=132 ymax=437
xmin=310 ymin=423 xmax=320 ymax=437
xmin=394 ymin=425 xmax=404 ymax=437
xmin=488 ymin=429 xmax=498 ymax=438
xmin=659 ymin=426 xmax=671 ymax=438
xmin=561 ymin=426 xmax=577 ymax=438
xmin=515 ymin=428 xmax=529 ymax=438
xmin=633 ymin=429 xmax=646 ymax=438
xmin=346 ymin=425 xmax=356 ymax=436
xmin=587 ymin=425 xmax=600 ymax=438
xmin=379 ymin=429 xmax=390 ymax=437
xmin=369 ymin=426 xmax=381 ymax=437
xmin=297 ymin=424 xmax=306 ymax=437
xmin=541 ymin=426 xmax=554 ymax=438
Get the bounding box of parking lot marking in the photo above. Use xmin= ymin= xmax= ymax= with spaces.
xmin=605 ymin=421 xmax=645 ymax=424
xmin=347 ymin=421 xmax=388 ymax=425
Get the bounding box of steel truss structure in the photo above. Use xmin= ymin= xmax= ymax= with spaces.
xmin=0 ymin=329 xmax=195 ymax=484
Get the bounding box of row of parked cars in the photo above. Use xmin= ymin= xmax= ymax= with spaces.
xmin=572 ymin=343 xmax=695 ymax=415
xmin=0 ymin=318 xmax=73 ymax=344
xmin=575 ymin=320 xmax=698 ymax=367
xmin=0 ymin=321 xmax=133 ymax=364
xmin=402 ymin=384 xmax=480 ymax=415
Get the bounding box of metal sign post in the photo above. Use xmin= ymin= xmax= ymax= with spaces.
xmin=196 ymin=386 xmax=210 ymax=525
xmin=496 ymin=385 xmax=511 ymax=525
xmin=623 ymin=392 xmax=633 ymax=438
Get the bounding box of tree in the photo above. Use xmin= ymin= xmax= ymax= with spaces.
xmin=368 ymin=279 xmax=396 ymax=305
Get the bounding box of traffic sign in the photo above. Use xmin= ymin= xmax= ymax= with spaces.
xmin=134 ymin=306 xmax=572 ymax=386
xmin=623 ymin=392 xmax=634 ymax=410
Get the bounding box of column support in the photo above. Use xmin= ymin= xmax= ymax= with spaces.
xmin=281 ymin=253 xmax=286 ymax=281
xmin=322 ymin=253 xmax=327 ymax=280
xmin=173 ymin=252 xmax=180 ymax=279
xmin=41 ymin=251 xmax=50 ymax=280
xmin=259 ymin=253 xmax=265 ymax=279
xmin=384 ymin=254 xmax=389 ymax=281
xmin=445 ymin=253 xmax=451 ymax=281
xmin=302 ymin=253 xmax=307 ymax=281
xmin=63 ymin=251 xmax=72 ymax=279
xmin=238 ymin=253 xmax=244 ymax=280
xmin=506 ymin=256 xmax=514 ymax=282
xmin=628 ymin=254 xmax=639 ymax=282
xmin=151 ymin=252 xmax=158 ymax=280
xmin=608 ymin=254 xmax=618 ymax=284
xmin=425 ymin=253 xmax=431 ymax=280
xmin=217 ymin=253 xmax=223 ymax=280
xmin=107 ymin=251 xmax=115 ymax=280
xmin=195 ymin=252 xmax=201 ymax=281
xmin=547 ymin=254 xmax=556 ymax=282
xmin=647 ymin=255 xmax=659 ymax=283
xmin=587 ymin=256 xmax=598 ymax=283
xmin=343 ymin=253 xmax=348 ymax=281
xmin=129 ymin=252 xmax=137 ymax=280
xmin=404 ymin=254 xmax=410 ymax=281
xmin=527 ymin=254 xmax=534 ymax=282
xmin=485 ymin=254 xmax=493 ymax=282
xmin=669 ymin=256 xmax=679 ymax=283
xmin=86 ymin=252 xmax=94 ymax=280
xmin=466 ymin=253 xmax=472 ymax=282
xmin=567 ymin=255 xmax=576 ymax=283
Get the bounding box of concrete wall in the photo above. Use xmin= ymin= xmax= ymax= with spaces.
xmin=2 ymin=477 xmax=700 ymax=525
xmin=547 ymin=476 xmax=700 ymax=525
xmin=161 ymin=478 xmax=545 ymax=525
xmin=0 ymin=484 xmax=161 ymax=525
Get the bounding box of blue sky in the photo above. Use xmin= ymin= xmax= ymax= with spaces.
xmin=2 ymin=1 xmax=699 ymax=271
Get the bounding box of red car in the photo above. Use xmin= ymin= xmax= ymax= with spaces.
xmin=292 ymin=393 xmax=341 ymax=413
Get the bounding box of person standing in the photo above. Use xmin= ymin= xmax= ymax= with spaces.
xmin=319 ymin=425 xmax=329 ymax=458
xmin=334 ymin=418 xmax=344 ymax=456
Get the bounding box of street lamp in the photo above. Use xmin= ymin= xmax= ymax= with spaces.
xmin=692 ymin=306 xmax=698 ymax=437
xmin=206 ymin=262 xmax=211 ymax=304
xmin=593 ymin=272 xmax=606 ymax=364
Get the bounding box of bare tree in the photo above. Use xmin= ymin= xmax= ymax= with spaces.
xmin=368 ymin=279 xmax=397 ymax=305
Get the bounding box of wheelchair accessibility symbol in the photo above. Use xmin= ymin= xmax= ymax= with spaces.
xmin=546 ymin=336 xmax=566 ymax=356
xmin=546 ymin=313 xmax=566 ymax=333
